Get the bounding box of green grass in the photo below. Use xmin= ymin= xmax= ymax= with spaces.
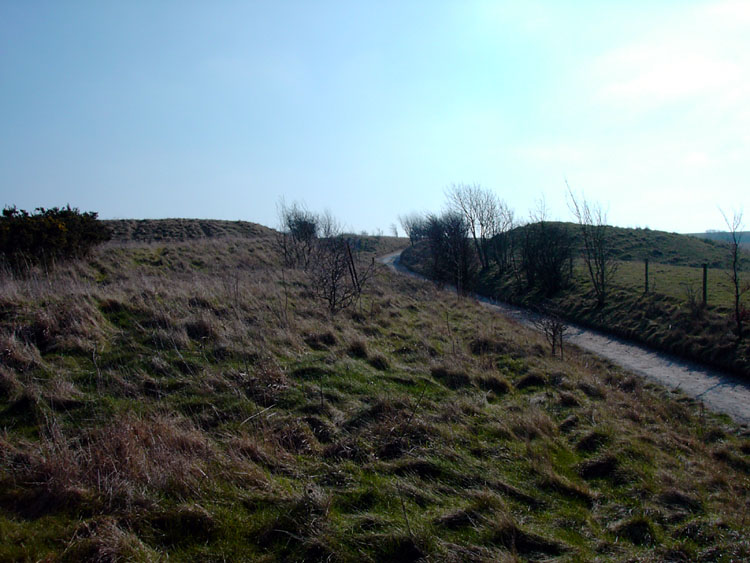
xmin=608 ymin=260 xmax=749 ymax=312
xmin=1 ymin=222 xmax=749 ymax=561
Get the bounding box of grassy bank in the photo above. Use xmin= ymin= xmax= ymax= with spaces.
xmin=1 ymin=223 xmax=750 ymax=560
xmin=401 ymin=227 xmax=750 ymax=378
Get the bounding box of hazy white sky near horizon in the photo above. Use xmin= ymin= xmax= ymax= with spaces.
xmin=1 ymin=1 xmax=749 ymax=234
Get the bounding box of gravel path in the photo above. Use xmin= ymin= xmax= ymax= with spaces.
xmin=379 ymin=250 xmax=750 ymax=426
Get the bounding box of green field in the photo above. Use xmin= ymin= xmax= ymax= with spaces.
xmin=581 ymin=260 xmax=749 ymax=313
xmin=2 ymin=221 xmax=749 ymax=560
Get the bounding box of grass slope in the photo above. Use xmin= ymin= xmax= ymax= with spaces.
xmin=402 ymin=224 xmax=750 ymax=377
xmin=1 ymin=221 xmax=749 ymax=561
xmin=536 ymin=222 xmax=737 ymax=269
xmin=103 ymin=218 xmax=277 ymax=242
xmin=689 ymin=231 xmax=750 ymax=251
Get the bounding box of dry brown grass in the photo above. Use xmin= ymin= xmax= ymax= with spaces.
xmin=1 ymin=412 xmax=218 ymax=517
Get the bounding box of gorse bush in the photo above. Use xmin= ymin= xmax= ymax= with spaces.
xmin=0 ymin=205 xmax=111 ymax=270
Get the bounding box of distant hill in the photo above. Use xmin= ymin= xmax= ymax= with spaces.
xmin=513 ymin=222 xmax=736 ymax=268
xmin=688 ymin=231 xmax=750 ymax=250
xmin=103 ymin=218 xmax=276 ymax=242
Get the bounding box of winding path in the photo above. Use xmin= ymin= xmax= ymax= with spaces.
xmin=379 ymin=250 xmax=750 ymax=426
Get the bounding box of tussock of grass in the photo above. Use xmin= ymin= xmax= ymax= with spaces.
xmin=476 ymin=372 xmax=511 ymax=395
xmin=60 ymin=516 xmax=160 ymax=562
xmin=430 ymin=363 xmax=472 ymax=389
xmin=347 ymin=337 xmax=369 ymax=359
xmin=515 ymin=371 xmax=547 ymax=390
xmin=0 ymin=222 xmax=749 ymax=560
xmin=610 ymin=515 xmax=656 ymax=546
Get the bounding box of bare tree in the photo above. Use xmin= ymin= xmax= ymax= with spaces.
xmin=398 ymin=212 xmax=427 ymax=246
xmin=446 ymin=183 xmax=504 ymax=270
xmin=489 ymin=200 xmax=516 ymax=271
xmin=317 ymin=209 xmax=340 ymax=239
xmin=567 ymin=184 xmax=617 ymax=308
xmin=277 ymin=201 xmax=375 ymax=315
xmin=511 ymin=201 xmax=573 ymax=296
xmin=308 ymin=217 xmax=375 ymax=315
xmin=277 ymin=199 xmax=319 ymax=270
xmin=720 ymin=209 xmax=749 ymax=341
xmin=424 ymin=211 xmax=477 ymax=294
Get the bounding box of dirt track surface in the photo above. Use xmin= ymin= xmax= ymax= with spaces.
xmin=379 ymin=250 xmax=750 ymax=426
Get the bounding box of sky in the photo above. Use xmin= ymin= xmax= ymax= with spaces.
xmin=1 ymin=1 xmax=749 ymax=234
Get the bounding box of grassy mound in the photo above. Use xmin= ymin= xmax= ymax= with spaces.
xmin=1 ymin=221 xmax=749 ymax=560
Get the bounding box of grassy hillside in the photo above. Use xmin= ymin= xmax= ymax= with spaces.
xmin=543 ymin=223 xmax=736 ymax=268
xmin=402 ymin=223 xmax=750 ymax=377
xmin=689 ymin=231 xmax=750 ymax=250
xmin=1 ymin=221 xmax=750 ymax=561
xmin=103 ymin=218 xmax=277 ymax=242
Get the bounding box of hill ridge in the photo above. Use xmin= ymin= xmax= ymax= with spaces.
xmin=103 ymin=218 xmax=276 ymax=242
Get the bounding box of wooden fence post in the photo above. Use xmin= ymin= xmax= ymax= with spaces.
xmin=703 ymin=263 xmax=708 ymax=306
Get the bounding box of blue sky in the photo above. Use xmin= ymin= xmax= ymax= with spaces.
xmin=1 ymin=1 xmax=748 ymax=233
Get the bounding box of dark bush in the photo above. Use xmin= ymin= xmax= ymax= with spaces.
xmin=0 ymin=205 xmax=111 ymax=271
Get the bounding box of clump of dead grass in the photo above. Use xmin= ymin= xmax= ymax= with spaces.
xmin=3 ymin=413 xmax=216 ymax=516
xmin=59 ymin=516 xmax=160 ymax=562
xmin=430 ymin=363 xmax=472 ymax=389
xmin=347 ymin=337 xmax=369 ymax=359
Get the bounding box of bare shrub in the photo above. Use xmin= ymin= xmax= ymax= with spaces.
xmin=720 ymin=209 xmax=749 ymax=340
xmin=532 ymin=303 xmax=568 ymax=359
xmin=277 ymin=200 xmax=319 ymax=270
xmin=423 ymin=211 xmax=478 ymax=294
xmin=308 ymin=235 xmax=375 ymax=315
xmin=567 ymin=184 xmax=618 ymax=307
xmin=515 ymin=220 xmax=574 ymax=296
